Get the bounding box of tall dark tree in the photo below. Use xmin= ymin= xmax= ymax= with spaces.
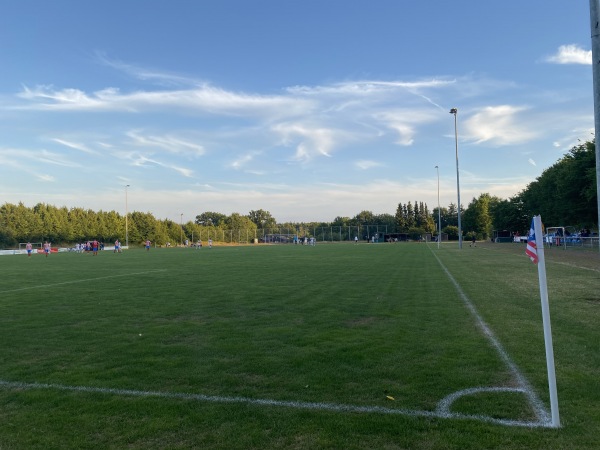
xmin=405 ymin=203 xmax=415 ymax=229
xmin=395 ymin=203 xmax=406 ymax=231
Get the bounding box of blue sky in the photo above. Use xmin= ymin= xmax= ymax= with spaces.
xmin=0 ymin=1 xmax=593 ymax=223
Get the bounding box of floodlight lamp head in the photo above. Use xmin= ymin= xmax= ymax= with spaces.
xmin=449 ymin=108 xmax=457 ymax=115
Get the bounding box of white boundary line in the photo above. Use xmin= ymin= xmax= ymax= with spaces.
xmin=0 ymin=379 xmax=548 ymax=428
xmin=428 ymin=246 xmax=551 ymax=427
xmin=0 ymin=269 xmax=168 ymax=295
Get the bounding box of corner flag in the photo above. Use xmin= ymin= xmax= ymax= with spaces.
xmin=526 ymin=218 xmax=539 ymax=264
xmin=529 ymin=215 xmax=560 ymax=427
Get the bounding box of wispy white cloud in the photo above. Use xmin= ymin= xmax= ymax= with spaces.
xmin=528 ymin=158 xmax=536 ymax=166
xmin=117 ymin=151 xmax=194 ymax=178
xmin=355 ymin=160 xmax=382 ymax=170
xmin=51 ymin=138 xmax=99 ymax=155
xmin=545 ymin=44 xmax=591 ymax=65
xmin=171 ymin=166 xmax=194 ymax=177
xmin=0 ymin=147 xmax=78 ymax=182
xmin=463 ymin=105 xmax=538 ymax=145
xmin=126 ymin=131 xmax=205 ymax=157
xmin=16 ymin=84 xmax=314 ymax=118
xmin=95 ymin=52 xmax=204 ymax=87
xmin=287 ymin=79 xmax=454 ymax=96
xmin=373 ymin=109 xmax=437 ymax=146
xmin=272 ymin=123 xmax=340 ymax=161
xmin=5 ymin=64 xmax=591 ymax=222
xmin=230 ymin=151 xmax=263 ymax=170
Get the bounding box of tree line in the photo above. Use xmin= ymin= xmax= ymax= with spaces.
xmin=0 ymin=140 xmax=596 ymax=247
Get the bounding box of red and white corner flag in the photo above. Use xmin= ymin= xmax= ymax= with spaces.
xmin=528 ymin=215 xmax=560 ymax=427
xmin=526 ymin=218 xmax=539 ymax=264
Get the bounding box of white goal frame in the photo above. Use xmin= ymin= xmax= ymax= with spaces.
xmin=19 ymin=242 xmax=43 ymax=250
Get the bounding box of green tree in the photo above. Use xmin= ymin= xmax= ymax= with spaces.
xmin=432 ymin=206 xmax=449 ymax=235
xmin=463 ymin=193 xmax=494 ymax=239
xmin=195 ymin=212 xmax=226 ymax=227
xmin=374 ymin=213 xmax=397 ymax=233
xmin=395 ymin=203 xmax=406 ymax=231
xmin=416 ymin=202 xmax=435 ymax=233
xmin=520 ymin=140 xmax=596 ymax=228
xmin=405 ymin=203 xmax=415 ymax=229
xmin=443 ymin=225 xmax=459 ymax=241
xmin=129 ymin=211 xmax=159 ymax=244
xmin=332 ymin=216 xmax=351 ymax=227
xmin=161 ymin=219 xmax=182 ymax=245
xmin=224 ymin=213 xmax=257 ymax=243
xmin=247 ymin=209 xmax=277 ymax=230
xmin=353 ymin=210 xmax=375 ymax=225
xmin=490 ymin=195 xmax=529 ymax=235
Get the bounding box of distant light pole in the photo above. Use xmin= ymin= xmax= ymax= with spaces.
xmin=435 ymin=166 xmax=441 ymax=249
xmin=589 ymin=0 xmax=600 ymax=252
xmin=125 ymin=185 xmax=130 ymax=248
xmin=180 ymin=213 xmax=184 ymax=246
xmin=450 ymin=108 xmax=462 ymax=249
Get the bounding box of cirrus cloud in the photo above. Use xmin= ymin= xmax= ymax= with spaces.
xmin=463 ymin=105 xmax=538 ymax=146
xmin=545 ymin=44 xmax=591 ymax=65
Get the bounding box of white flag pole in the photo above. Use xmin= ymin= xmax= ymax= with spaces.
xmin=533 ymin=215 xmax=560 ymax=427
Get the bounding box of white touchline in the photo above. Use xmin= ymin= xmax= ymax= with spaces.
xmin=429 ymin=247 xmax=551 ymax=426
xmin=0 ymin=269 xmax=168 ymax=294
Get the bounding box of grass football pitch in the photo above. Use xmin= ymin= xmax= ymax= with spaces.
xmin=0 ymin=241 xmax=599 ymax=449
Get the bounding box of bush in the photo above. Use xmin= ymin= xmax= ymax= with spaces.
xmin=407 ymin=227 xmax=426 ymax=241
xmin=465 ymin=231 xmax=477 ymax=242
xmin=443 ymin=225 xmax=459 ymax=241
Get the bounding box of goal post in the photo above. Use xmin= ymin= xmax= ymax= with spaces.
xmin=19 ymin=242 xmax=42 ymax=250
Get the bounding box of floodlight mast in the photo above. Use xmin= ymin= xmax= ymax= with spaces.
xmin=125 ymin=185 xmax=130 ymax=248
xmin=435 ymin=165 xmax=441 ymax=249
xmin=450 ymin=108 xmax=462 ymax=249
xmin=589 ymin=0 xmax=600 ymax=252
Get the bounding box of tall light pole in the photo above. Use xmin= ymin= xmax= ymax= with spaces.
xmin=125 ymin=185 xmax=130 ymax=248
xmin=589 ymin=0 xmax=600 ymax=252
xmin=180 ymin=213 xmax=184 ymax=246
xmin=435 ymin=166 xmax=441 ymax=249
xmin=450 ymin=108 xmax=462 ymax=249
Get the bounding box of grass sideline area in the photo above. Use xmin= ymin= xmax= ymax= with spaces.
xmin=0 ymin=242 xmax=599 ymax=449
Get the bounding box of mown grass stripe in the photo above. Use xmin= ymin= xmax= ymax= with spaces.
xmin=0 ymin=269 xmax=167 ymax=294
